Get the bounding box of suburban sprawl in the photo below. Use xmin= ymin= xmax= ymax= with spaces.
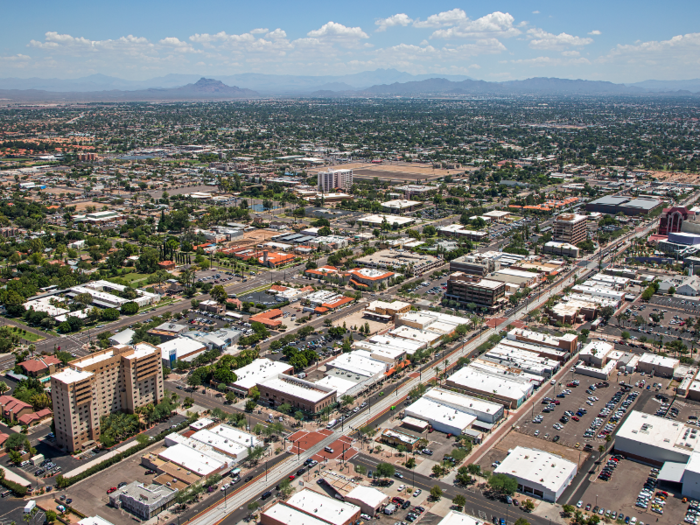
xmin=1 ymin=97 xmax=700 ymax=525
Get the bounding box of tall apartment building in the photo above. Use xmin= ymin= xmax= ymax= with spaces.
xmin=317 ymin=169 xmax=353 ymax=193
xmin=553 ymin=214 xmax=588 ymax=245
xmin=445 ymin=272 xmax=506 ymax=310
xmin=51 ymin=345 xmax=164 ymax=452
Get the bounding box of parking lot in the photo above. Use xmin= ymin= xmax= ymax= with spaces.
xmin=517 ymin=374 xmax=643 ymax=450
xmin=577 ymin=455 xmax=688 ymax=525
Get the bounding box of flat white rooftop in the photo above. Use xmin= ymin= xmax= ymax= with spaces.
xmin=158 ymin=337 xmax=206 ymax=360
xmin=424 ymin=387 xmax=503 ymax=416
xmin=494 ymin=446 xmax=577 ymax=494
xmin=286 ymin=489 xmax=359 ymax=525
xmin=390 ymin=325 xmax=442 ymax=345
xmin=315 ymin=375 xmax=357 ymax=396
xmin=159 ymin=442 xmax=228 ymax=476
xmin=328 ymin=352 xmax=387 ymax=377
xmin=639 ymin=353 xmax=680 ymax=369
xmin=262 ymin=503 xmax=329 ymax=525
xmin=381 ymin=199 xmax=421 ymax=209
xmin=405 ymin=397 xmax=477 ymax=432
xmin=616 ymin=411 xmax=697 ymax=455
xmin=448 ymin=366 xmax=534 ymax=401
xmin=231 ymin=358 xmax=293 ymax=391
xmin=193 ymin=424 xmax=261 ymax=450
xmin=345 ymin=485 xmax=388 ymax=508
xmin=436 ymin=510 xmax=483 ymax=525
xmin=261 ymin=377 xmax=334 ymax=402
xmin=52 ymin=367 xmax=92 ymax=384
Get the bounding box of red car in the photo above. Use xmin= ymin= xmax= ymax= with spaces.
xmin=553 ymin=400 xmax=560 ymax=405
xmin=572 ymin=416 xmax=580 ymax=421
xmin=289 ymin=475 xmax=295 ymax=481
xmin=107 ymin=487 xmax=117 ymax=494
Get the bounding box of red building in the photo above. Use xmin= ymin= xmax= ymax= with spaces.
xmin=658 ymin=206 xmax=693 ymax=236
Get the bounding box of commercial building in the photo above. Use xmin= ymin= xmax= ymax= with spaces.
xmin=445 ymin=272 xmax=506 ymax=310
xmin=489 ymin=268 xmax=540 ymax=289
xmin=356 ymin=214 xmax=415 ymax=227
xmin=344 ymin=486 xmax=389 ymax=516
xmin=437 ymin=224 xmax=489 ymax=242
xmin=553 ymin=214 xmax=588 ymax=245
xmin=637 ymin=353 xmax=679 ymax=378
xmin=362 ymin=300 xmax=411 ymax=322
xmin=406 ymin=387 xmax=503 ymax=430
xmin=228 ymin=358 xmax=294 ymax=396
xmin=505 ymin=328 xmax=578 ymax=356
xmin=147 ymin=322 xmax=189 ymax=342
xmin=108 ymin=482 xmax=177 ymax=519
xmin=493 ymin=446 xmax=577 ymax=502
xmin=446 ymin=366 xmax=534 ymax=408
xmin=284 ymin=489 xmax=361 ymax=525
xmin=50 ymin=345 xmax=164 ymax=452
xmin=157 ymin=337 xmax=208 ymax=368
xmin=258 ymin=375 xmax=337 ymax=415
xmin=380 ymin=200 xmax=422 ymax=213
xmin=68 ymin=280 xmax=160 ymax=308
xmin=615 ymin=411 xmax=699 ymax=465
xmin=449 ymin=253 xmax=501 ymax=276
xmin=394 ymin=185 xmax=434 ymax=199
xmin=318 ymin=169 xmax=353 ymax=193
xmin=355 ymin=249 xmax=440 ymax=274
xmin=586 ymin=195 xmax=663 ymax=216
xmin=435 ymin=511 xmax=482 ymax=525
xmin=346 ymin=268 xmax=395 ymax=289
xmin=262 ymin=504 xmax=331 ymax=525
xmin=543 ymin=241 xmax=580 ymax=258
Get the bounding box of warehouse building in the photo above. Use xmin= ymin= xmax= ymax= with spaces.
xmin=586 ymin=195 xmax=662 ymax=216
xmin=344 ymin=485 xmax=389 ymax=516
xmin=493 ymin=446 xmax=577 ymax=502
xmin=615 ymin=411 xmax=700 ymax=465
xmin=285 ymin=489 xmax=361 ymax=525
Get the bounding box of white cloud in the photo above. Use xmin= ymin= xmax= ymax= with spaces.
xmin=250 ymin=28 xmax=269 ymax=35
xmin=532 ymin=10 xmax=540 ymax=14
xmin=306 ymin=21 xmax=368 ymax=41
xmin=375 ymin=14 xmax=413 ymax=32
xmin=589 ymin=30 xmax=601 ymax=35
xmin=413 ymin=8 xmax=467 ymax=28
xmin=375 ymin=39 xmax=506 ymax=63
xmin=601 ymin=32 xmax=700 ymax=71
xmin=527 ymin=28 xmax=593 ymax=50
xmin=430 ymin=12 xmax=521 ymax=39
xmin=511 ymin=56 xmax=591 ymax=66
xmin=159 ymin=37 xmax=196 ymax=53
xmin=0 ymin=54 xmax=31 ymax=61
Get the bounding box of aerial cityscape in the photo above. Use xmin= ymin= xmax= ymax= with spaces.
xmin=1 ymin=3 xmax=700 ymax=525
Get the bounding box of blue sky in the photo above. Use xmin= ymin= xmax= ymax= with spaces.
xmin=1 ymin=0 xmax=699 ymax=82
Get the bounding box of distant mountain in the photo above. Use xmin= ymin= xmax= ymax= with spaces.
xmin=358 ymin=77 xmax=646 ymax=96
xmin=0 ymin=68 xmax=472 ymax=94
xmin=627 ymin=79 xmax=700 ymax=93
xmin=0 ymin=78 xmax=258 ymax=103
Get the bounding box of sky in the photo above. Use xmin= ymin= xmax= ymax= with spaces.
xmin=1 ymin=0 xmax=699 ymax=83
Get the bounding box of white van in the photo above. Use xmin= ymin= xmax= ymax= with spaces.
xmin=327 ymin=419 xmax=337 ymax=429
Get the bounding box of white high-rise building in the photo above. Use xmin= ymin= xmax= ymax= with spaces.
xmin=318 ymin=169 xmax=353 ymax=193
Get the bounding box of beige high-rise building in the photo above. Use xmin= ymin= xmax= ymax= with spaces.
xmin=51 ymin=344 xmax=164 ymax=452
xmin=553 ymin=213 xmax=588 ymax=245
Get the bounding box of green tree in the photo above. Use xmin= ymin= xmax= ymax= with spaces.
xmin=375 ymin=462 xmax=395 ymax=479
xmin=514 ymin=519 xmax=530 ymax=525
xmin=452 ymin=494 xmax=466 ymax=507
xmin=523 ymin=500 xmax=535 ymax=512
xmin=430 ymin=485 xmax=443 ymax=501
xmin=120 ymin=301 xmax=139 ymax=315
xmin=488 ymin=473 xmax=518 ymax=495
xmin=210 ymin=284 xmax=228 ymax=306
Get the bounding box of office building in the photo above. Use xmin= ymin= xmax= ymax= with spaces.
xmin=445 ymin=272 xmax=506 ymax=310
xmin=50 ymin=345 xmax=163 ymax=452
xmin=318 ymin=169 xmax=353 ymax=193
xmin=449 ymin=253 xmax=501 ymax=276
xmin=258 ymin=375 xmax=337 ymax=415
xmin=108 ymin=482 xmax=177 ymax=519
xmin=543 ymin=241 xmax=580 ymax=258
xmin=228 ymin=358 xmax=294 ymax=396
xmin=553 ymin=214 xmax=588 ymax=245
xmin=446 ymin=366 xmax=533 ymax=408
xmin=355 ymin=249 xmax=440 ymax=274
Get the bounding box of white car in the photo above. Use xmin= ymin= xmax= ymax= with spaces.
xmin=221 ymin=483 xmax=230 ymax=491
xmin=398 ymin=485 xmax=405 ymax=492
xmin=577 ymin=501 xmax=583 ymax=508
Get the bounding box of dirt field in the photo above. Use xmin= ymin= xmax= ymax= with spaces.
xmin=241 ymin=229 xmax=280 ymax=244
xmin=649 ymin=170 xmax=700 ymax=183
xmin=478 ymin=428 xmax=591 ymax=471
xmin=333 ymin=310 xmax=387 ymax=335
xmin=310 ymin=162 xmax=475 ymax=183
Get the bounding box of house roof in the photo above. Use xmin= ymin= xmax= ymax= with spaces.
xmin=0 ymin=395 xmax=32 ymax=413
xmin=18 ymin=356 xmax=61 ymax=373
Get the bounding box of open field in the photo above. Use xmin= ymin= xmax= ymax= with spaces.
xmin=310 ymin=162 xmax=475 ymax=183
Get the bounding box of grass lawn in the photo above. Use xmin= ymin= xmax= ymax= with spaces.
xmin=110 ymin=272 xmax=152 ymax=285
xmin=7 ymin=325 xmax=45 ymax=342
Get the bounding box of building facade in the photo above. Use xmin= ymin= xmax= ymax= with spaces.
xmin=51 ymin=345 xmax=164 ymax=452
xmin=445 ymin=272 xmax=506 ymax=309
xmin=553 ymin=214 xmax=588 ymax=245
xmin=318 ymin=169 xmax=353 ymax=193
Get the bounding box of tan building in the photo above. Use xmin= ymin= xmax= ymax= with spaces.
xmin=553 ymin=214 xmax=588 ymax=245
xmin=258 ymin=375 xmax=336 ymax=415
xmin=51 ymin=345 xmax=164 ymax=452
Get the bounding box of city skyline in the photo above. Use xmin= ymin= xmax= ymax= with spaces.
xmin=1 ymin=0 xmax=699 ymax=83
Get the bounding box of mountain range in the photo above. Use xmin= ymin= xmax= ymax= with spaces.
xmin=0 ymin=69 xmax=699 ymax=103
